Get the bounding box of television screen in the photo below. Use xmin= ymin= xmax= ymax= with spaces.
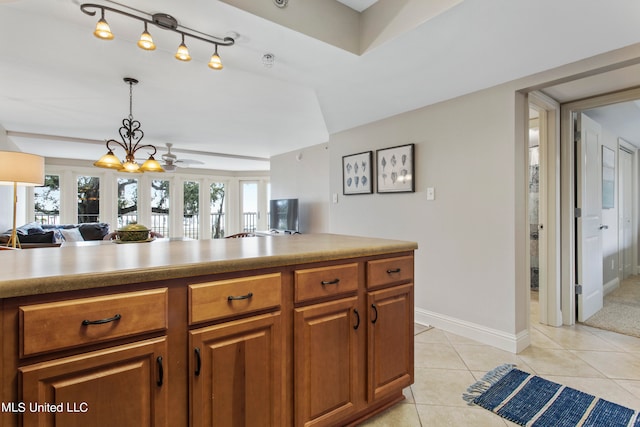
xmin=269 ymin=199 xmax=299 ymax=232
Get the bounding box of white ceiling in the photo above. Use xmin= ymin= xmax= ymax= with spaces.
xmin=542 ymin=63 xmax=640 ymax=147
xmin=2 ymin=0 xmax=640 ymax=171
xmin=336 ymin=0 xmax=379 ymax=13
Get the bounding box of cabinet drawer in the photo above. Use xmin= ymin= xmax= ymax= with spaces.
xmin=294 ymin=263 xmax=358 ymax=303
xmin=189 ymin=273 xmax=281 ymax=324
xmin=20 ymin=288 xmax=168 ymax=357
xmin=367 ymin=256 xmax=414 ymax=289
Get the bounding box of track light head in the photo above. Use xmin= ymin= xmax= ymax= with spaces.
xmin=93 ymin=10 xmax=113 ymax=40
xmin=137 ymin=23 xmax=156 ymax=50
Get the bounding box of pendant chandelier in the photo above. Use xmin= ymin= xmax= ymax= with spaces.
xmin=94 ymin=77 xmax=165 ymax=173
xmin=80 ymin=3 xmax=235 ymax=70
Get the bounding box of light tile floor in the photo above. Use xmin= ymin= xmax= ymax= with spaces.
xmin=361 ymin=293 xmax=640 ymax=426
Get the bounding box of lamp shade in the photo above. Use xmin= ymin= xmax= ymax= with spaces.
xmin=0 ymin=151 xmax=44 ymax=186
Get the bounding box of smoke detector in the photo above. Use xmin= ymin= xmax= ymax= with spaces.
xmin=274 ymin=0 xmax=288 ymax=8
xmin=262 ymin=53 xmax=275 ymax=68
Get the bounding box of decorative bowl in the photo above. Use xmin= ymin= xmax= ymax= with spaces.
xmin=116 ymin=223 xmax=150 ymax=241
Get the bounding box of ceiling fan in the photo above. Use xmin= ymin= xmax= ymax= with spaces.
xmin=161 ymin=143 xmax=204 ymax=172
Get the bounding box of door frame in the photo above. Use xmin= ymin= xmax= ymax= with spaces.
xmin=528 ymin=91 xmax=562 ymax=327
xmin=617 ymin=140 xmax=638 ymax=280
xmin=560 ymin=86 xmax=640 ymax=325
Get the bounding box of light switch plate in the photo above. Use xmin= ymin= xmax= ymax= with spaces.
xmin=426 ymin=187 xmax=435 ymax=200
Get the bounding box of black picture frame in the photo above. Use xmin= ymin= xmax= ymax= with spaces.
xmin=342 ymin=151 xmax=373 ymax=195
xmin=376 ymin=144 xmax=415 ymax=193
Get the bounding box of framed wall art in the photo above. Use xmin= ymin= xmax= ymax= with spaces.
xmin=342 ymin=151 xmax=373 ymax=195
xmin=376 ymin=144 xmax=415 ymax=193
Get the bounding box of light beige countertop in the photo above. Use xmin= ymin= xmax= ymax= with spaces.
xmin=0 ymin=234 xmax=417 ymax=298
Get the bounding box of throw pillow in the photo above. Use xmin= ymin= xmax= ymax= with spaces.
xmin=60 ymin=228 xmax=84 ymax=242
xmin=19 ymin=230 xmax=55 ymax=243
xmin=17 ymin=222 xmax=45 ymax=235
xmin=78 ymin=223 xmax=109 ymax=240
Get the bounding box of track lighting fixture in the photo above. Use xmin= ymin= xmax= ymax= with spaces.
xmin=81 ymin=3 xmax=234 ymax=70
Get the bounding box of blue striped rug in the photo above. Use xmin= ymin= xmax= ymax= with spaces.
xmin=463 ymin=364 xmax=640 ymax=426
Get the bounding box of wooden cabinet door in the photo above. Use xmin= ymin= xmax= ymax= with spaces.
xmin=190 ymin=312 xmax=282 ymax=427
xmin=367 ymin=283 xmax=414 ymax=402
xmin=294 ymin=297 xmax=359 ymax=427
xmin=19 ymin=337 xmax=168 ymax=427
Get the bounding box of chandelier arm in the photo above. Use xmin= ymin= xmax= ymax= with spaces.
xmin=80 ymin=3 xmax=235 ymax=47
xmin=135 ymin=144 xmax=158 ymax=157
xmin=105 ymin=138 xmax=128 ymax=153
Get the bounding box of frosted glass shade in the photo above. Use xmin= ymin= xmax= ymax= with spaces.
xmin=0 ymin=151 xmax=44 ymax=186
xmin=94 ymin=18 xmax=114 ymax=40
xmin=94 ymin=150 xmax=123 ymax=170
xmin=138 ymin=30 xmax=156 ymax=51
xmin=208 ymin=53 xmax=223 ymax=70
xmin=175 ymin=43 xmax=191 ymax=61
xmin=140 ymin=156 xmax=165 ymax=172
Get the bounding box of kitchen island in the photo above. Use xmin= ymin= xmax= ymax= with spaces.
xmin=0 ymin=233 xmax=417 ymax=427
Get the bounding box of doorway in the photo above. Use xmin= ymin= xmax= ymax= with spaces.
xmin=558 ymin=87 xmax=640 ymax=327
xmin=528 ymin=92 xmax=562 ymax=327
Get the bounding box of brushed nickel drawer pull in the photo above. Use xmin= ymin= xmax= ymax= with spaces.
xmin=321 ymin=279 xmax=340 ymax=285
xmin=386 ymin=268 xmax=401 ymax=274
xmin=227 ymin=292 xmax=253 ymax=301
xmin=81 ymin=313 xmax=121 ymax=326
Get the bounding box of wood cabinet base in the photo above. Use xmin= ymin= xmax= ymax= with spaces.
xmin=2 ymin=251 xmax=414 ymax=427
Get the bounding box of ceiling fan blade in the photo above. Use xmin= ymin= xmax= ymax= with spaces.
xmin=176 ymin=158 xmax=205 ymax=165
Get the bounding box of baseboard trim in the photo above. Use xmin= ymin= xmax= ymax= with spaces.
xmin=415 ymin=308 xmax=530 ymax=354
xmin=604 ymin=277 xmax=620 ymax=296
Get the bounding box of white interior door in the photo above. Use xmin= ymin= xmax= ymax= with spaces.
xmin=576 ymin=113 xmax=604 ymax=322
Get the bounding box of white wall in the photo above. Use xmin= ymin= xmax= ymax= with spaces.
xmin=326 ymin=85 xmax=525 ymax=351
xmin=274 ymin=84 xmax=526 ymax=351
xmin=270 ymin=42 xmax=640 ymax=352
xmin=270 ymin=143 xmax=330 ymax=234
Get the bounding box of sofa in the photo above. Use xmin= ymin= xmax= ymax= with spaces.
xmin=0 ymin=222 xmax=110 ymax=247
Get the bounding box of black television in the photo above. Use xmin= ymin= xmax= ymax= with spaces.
xmin=269 ymin=198 xmax=299 ymax=233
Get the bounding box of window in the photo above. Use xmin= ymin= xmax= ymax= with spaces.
xmin=151 ymin=180 xmax=170 ymax=237
xmin=184 ymin=181 xmax=199 ymax=239
xmin=241 ymin=181 xmax=258 ymax=232
xmin=34 ymin=175 xmax=60 ymax=224
xmin=210 ymin=182 xmax=225 ymax=238
xmin=77 ymin=176 xmax=100 ymax=223
xmin=117 ymin=178 xmax=138 ymax=227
